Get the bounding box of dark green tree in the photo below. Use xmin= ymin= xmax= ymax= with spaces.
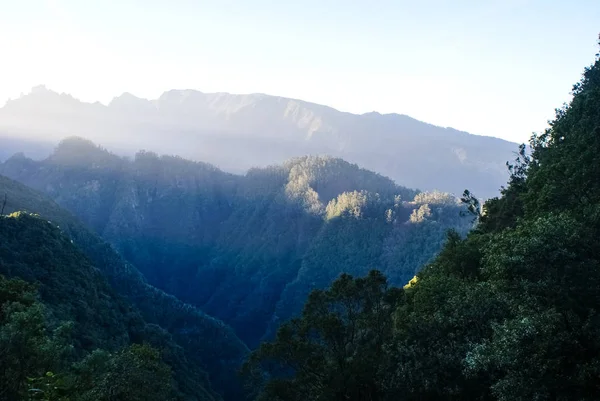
xmin=72 ymin=344 xmax=175 ymax=401
xmin=0 ymin=276 xmax=72 ymax=401
xmin=243 ymin=270 xmax=401 ymax=401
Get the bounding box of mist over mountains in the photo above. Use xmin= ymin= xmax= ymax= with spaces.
xmin=0 ymin=85 xmax=517 ymax=198
xmin=0 ymin=137 xmax=474 ymax=348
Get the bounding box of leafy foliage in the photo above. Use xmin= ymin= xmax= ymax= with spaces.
xmin=0 ymin=192 xmax=246 ymax=401
xmin=71 ymin=344 xmax=174 ymax=401
xmin=0 ymin=272 xmax=175 ymax=401
xmin=244 ymin=271 xmax=401 ymax=401
xmin=0 ymin=276 xmax=70 ymax=401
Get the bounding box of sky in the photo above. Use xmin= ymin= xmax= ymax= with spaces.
xmin=0 ymin=0 xmax=599 ymax=144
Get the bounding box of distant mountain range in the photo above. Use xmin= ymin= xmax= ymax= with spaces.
xmin=0 ymin=85 xmax=518 ymax=198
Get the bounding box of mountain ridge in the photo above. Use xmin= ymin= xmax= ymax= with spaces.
xmin=5 ymin=85 xmax=515 ymax=141
xmin=0 ymin=85 xmax=516 ymax=198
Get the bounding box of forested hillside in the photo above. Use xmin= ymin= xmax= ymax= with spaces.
xmin=1 ymin=146 xmax=472 ymax=346
xmin=244 ymin=42 xmax=600 ymax=400
xmin=2 ymin=35 xmax=599 ymax=401
xmin=0 ymin=175 xmax=248 ymax=401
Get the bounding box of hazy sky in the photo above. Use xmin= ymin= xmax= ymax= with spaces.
xmin=1 ymin=0 xmax=598 ymax=143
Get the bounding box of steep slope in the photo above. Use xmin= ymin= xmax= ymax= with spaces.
xmin=1 ymin=139 xmax=473 ymax=347
xmin=0 ymin=174 xmax=248 ymax=401
xmin=0 ymin=212 xmax=133 ymax=353
xmin=0 ymin=86 xmax=515 ymax=197
xmin=0 ymin=212 xmax=216 ymax=400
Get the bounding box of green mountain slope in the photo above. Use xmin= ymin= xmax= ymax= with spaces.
xmin=0 ymin=211 xmax=132 ymax=353
xmin=0 ymin=212 xmax=211 ymax=400
xmin=0 ymin=175 xmax=248 ymax=401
